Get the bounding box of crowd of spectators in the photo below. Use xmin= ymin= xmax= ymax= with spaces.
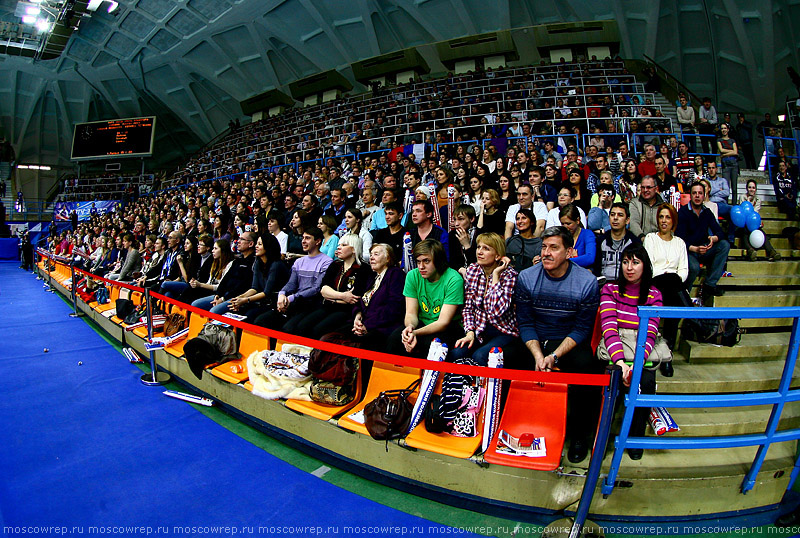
xmin=167 ymin=59 xmax=676 ymax=189
xmin=44 ymin=60 xmax=800 ymax=464
xmin=60 ymin=174 xmax=156 ymax=202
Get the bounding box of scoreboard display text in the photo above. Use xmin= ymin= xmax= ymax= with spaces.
xmin=71 ymin=117 xmax=156 ymax=160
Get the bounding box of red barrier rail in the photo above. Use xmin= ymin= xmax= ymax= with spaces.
xmin=72 ymin=263 xmax=145 ymax=293
xmin=58 ymin=257 xmax=610 ymax=387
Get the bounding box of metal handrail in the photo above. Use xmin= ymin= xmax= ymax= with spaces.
xmin=640 ymin=54 xmax=704 ymax=107
xmin=172 ymin=91 xmax=662 ymax=171
xmin=166 ymin=111 xmax=674 ymax=186
xmin=601 ymin=305 xmax=800 ymax=498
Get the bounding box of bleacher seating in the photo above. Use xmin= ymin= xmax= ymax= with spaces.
xmin=31 ymin=56 xmax=800 ymax=523
xmin=166 ymin=60 xmax=672 ymax=188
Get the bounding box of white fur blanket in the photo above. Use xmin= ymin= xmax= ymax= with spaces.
xmin=247 ymin=344 xmax=313 ymax=401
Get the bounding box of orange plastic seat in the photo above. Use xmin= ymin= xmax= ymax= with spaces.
xmin=484 ymin=381 xmax=568 ymax=471
xmin=58 ymin=263 xmax=72 ymax=283
xmin=55 ymin=263 xmax=70 ymax=284
xmin=165 ymin=312 xmax=207 ymax=358
xmin=337 ymin=361 xmax=421 ymax=436
xmin=404 ymin=377 xmax=485 ymax=459
xmin=211 ymin=329 xmax=268 ymax=384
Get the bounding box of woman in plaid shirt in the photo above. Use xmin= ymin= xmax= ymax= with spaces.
xmin=451 ymin=232 xmax=519 ymax=366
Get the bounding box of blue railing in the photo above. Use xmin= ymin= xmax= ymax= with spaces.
xmin=7 ymin=200 xmax=51 ymax=221
xmin=762 ymin=133 xmax=798 ymax=178
xmin=675 ymin=127 xmax=722 ymax=159
xmin=601 ymin=305 xmax=800 ymax=498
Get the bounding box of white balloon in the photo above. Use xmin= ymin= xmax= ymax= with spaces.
xmin=749 ymin=229 xmax=765 ymax=249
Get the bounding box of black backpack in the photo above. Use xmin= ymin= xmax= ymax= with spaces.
xmin=683 ymin=318 xmax=741 ymax=347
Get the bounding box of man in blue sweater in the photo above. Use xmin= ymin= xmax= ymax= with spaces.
xmin=514 ymin=226 xmax=601 ymax=464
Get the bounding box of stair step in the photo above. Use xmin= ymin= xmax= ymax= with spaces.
xmin=683 ymin=332 xmax=796 ymax=363
xmin=722 ymin=260 xmax=800 ymax=276
xmin=728 ymin=248 xmax=800 ymax=259
xmin=771 ymin=238 xmax=793 ymax=249
xmin=717 ymin=274 xmax=800 ymax=286
xmin=760 ymin=207 xmax=790 ymax=218
xmin=669 ymin=403 xmax=800 ymax=436
xmin=763 ymin=220 xmax=799 ymax=234
xmin=714 ymin=289 xmax=800 ymax=308
xmin=658 ymin=359 xmax=800 ymax=393
xmin=601 ymin=439 xmax=795 ymax=479
xmin=740 ymin=317 xmax=793 ymax=328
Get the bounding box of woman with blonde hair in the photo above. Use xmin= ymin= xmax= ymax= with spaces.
xmin=452 ymin=232 xmax=518 ymax=365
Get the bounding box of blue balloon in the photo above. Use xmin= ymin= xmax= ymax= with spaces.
xmin=740 ymin=201 xmax=754 ymax=214
xmin=746 ymin=211 xmax=762 ymax=232
xmin=730 ymin=206 xmax=746 ymax=228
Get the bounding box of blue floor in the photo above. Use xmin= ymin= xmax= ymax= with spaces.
xmin=0 ymin=263 xmax=479 ymax=538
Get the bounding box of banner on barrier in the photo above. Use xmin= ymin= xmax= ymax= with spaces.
xmin=54 ymin=201 xmax=121 ymax=221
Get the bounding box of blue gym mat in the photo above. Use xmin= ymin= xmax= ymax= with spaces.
xmin=0 ymin=263 xmax=480 ymax=537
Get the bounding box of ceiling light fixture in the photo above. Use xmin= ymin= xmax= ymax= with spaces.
xmin=86 ymin=0 xmax=118 ymax=13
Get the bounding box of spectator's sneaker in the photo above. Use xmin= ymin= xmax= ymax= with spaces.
xmin=722 ymin=271 xmax=733 ymax=277
xmin=596 ymin=276 xmax=607 ymax=287
xmin=769 ymin=252 xmax=781 ymax=262
xmin=747 ymin=250 xmax=757 ymax=261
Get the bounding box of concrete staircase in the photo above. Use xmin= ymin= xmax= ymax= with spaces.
xmin=593 ymin=195 xmax=800 ymax=513
xmin=0 ymin=161 xmax=14 ymax=220
xmin=652 ymin=93 xmax=679 ymax=130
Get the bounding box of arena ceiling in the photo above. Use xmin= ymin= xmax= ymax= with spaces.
xmin=0 ymin=0 xmax=798 ymax=172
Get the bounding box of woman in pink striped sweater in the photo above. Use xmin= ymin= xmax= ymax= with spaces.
xmin=599 ymin=244 xmax=663 ymax=460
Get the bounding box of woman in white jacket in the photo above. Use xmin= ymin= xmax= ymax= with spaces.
xmin=643 ymin=203 xmax=690 ymax=377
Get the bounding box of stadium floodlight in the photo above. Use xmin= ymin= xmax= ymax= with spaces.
xmin=35 ymin=19 xmax=51 ymax=31
xmin=21 ymin=14 xmax=36 ymax=24
xmin=25 ymin=5 xmax=40 ymax=15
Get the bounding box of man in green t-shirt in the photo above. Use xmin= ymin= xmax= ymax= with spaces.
xmin=386 ymin=239 xmax=465 ymax=358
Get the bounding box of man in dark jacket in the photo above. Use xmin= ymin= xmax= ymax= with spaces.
xmin=676 ymin=182 xmax=731 ymax=301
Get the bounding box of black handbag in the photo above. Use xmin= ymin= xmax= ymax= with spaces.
xmin=364 ymin=379 xmax=421 ymax=443
xmin=123 ymin=303 xmax=147 ymax=325
xmin=115 ymin=298 xmax=134 ymax=320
